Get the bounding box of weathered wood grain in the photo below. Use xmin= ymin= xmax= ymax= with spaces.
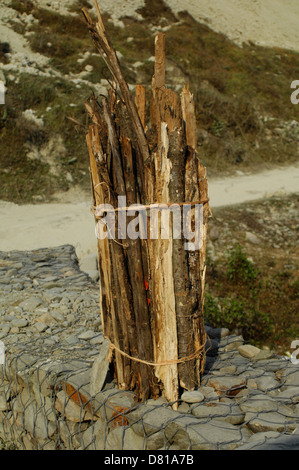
xmin=83 ymin=2 xmax=208 ymax=404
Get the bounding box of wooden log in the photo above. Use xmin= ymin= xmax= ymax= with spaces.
xmin=181 ymin=86 xmax=208 ymax=385
xmin=153 ymin=32 xmax=165 ymax=89
xmin=83 ymin=2 xmax=208 ymax=405
xmin=135 ymin=85 xmax=147 ymax=130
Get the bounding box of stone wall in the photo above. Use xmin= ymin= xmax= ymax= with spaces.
xmin=1 ymin=245 xmax=299 ymax=450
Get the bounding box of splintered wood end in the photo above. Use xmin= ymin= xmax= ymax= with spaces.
xmin=153 ymin=32 xmax=165 ymax=89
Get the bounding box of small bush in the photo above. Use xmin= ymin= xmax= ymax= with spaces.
xmin=11 ymin=0 xmax=34 ymax=14
xmin=204 ymin=293 xmax=274 ymax=345
xmin=204 ymin=245 xmax=275 ymax=345
xmin=226 ymin=245 xmax=258 ymax=285
xmin=0 ymin=42 xmax=10 ymax=63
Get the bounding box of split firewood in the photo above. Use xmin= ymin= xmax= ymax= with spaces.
xmin=83 ymin=1 xmax=209 ymax=405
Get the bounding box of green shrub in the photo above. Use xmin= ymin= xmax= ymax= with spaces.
xmin=204 ymin=293 xmax=273 ymax=345
xmin=10 ymin=0 xmax=34 ymax=14
xmin=205 ymin=246 xmax=274 ymax=345
xmin=226 ymin=245 xmax=258 ymax=285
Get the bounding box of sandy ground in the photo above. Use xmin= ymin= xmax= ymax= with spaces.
xmin=0 ymin=197 xmax=96 ymax=260
xmin=165 ymin=0 xmax=299 ymax=52
xmin=0 ymin=165 xmax=298 ymax=260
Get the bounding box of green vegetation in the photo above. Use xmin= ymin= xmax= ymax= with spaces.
xmin=205 ymin=242 xmax=299 ymax=350
xmin=226 ymin=244 xmax=258 ymax=285
xmin=205 ymin=246 xmax=274 ymax=346
xmin=10 ymin=0 xmax=34 ymax=14
xmin=0 ymin=73 xmax=91 ymax=202
xmin=0 ymin=42 xmax=10 ymax=63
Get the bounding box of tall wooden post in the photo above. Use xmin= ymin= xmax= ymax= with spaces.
xmin=83 ymin=3 xmax=209 ymax=406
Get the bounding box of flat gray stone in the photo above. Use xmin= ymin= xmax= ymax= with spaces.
xmin=207 ymin=376 xmax=246 ymax=397
xmin=177 ymin=402 xmax=190 ymax=414
xmin=18 ymin=296 xmax=43 ymax=311
xmin=49 ymin=311 xmax=65 ymax=322
xmin=235 ymin=431 xmax=281 ymax=450
xmin=281 ymin=369 xmax=299 ymax=388
xmin=197 ymin=385 xmax=219 ymax=400
xmin=24 ymin=399 xmax=57 ymax=439
xmin=239 ymin=394 xmax=278 ymax=413
xmin=90 ymin=339 xmax=110 ymax=396
xmin=181 ymin=390 xmax=205 ymax=404
xmin=251 ymin=350 xmax=275 ymax=361
xmin=92 ymin=390 xmax=137 ymax=422
xmin=55 ymin=391 xmax=92 ymax=423
xmin=254 ymin=374 xmax=280 ymax=392
xmin=80 ymin=419 xmax=106 ymax=450
xmin=274 ymin=387 xmax=299 ymax=404
xmin=105 ymin=426 xmax=144 ymax=450
xmin=144 ymin=430 xmax=167 ymax=450
xmin=236 ymin=432 xmax=299 ymax=450
xmin=238 ymin=344 xmax=261 ymax=359
xmin=11 ymin=318 xmax=28 ymax=328
xmin=34 ymin=322 xmax=49 ymax=333
xmin=128 ymin=405 xmax=178 ymax=436
xmin=64 ymin=335 xmax=80 ymax=345
xmin=165 ymin=416 xmax=250 ymax=450
xmin=245 ymin=411 xmax=297 ymax=433
xmin=245 ymin=231 xmax=261 ymax=244
xmin=78 ymin=330 xmax=98 ymax=340
xmin=191 ymin=402 xmax=245 ymax=425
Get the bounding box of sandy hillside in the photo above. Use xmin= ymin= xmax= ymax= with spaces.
xmin=164 ymin=0 xmax=299 ymax=52
xmin=2 ymin=0 xmax=298 ymax=52
xmin=89 ymin=0 xmax=299 ymax=52
xmin=81 ymin=0 xmax=299 ymax=52
xmin=77 ymin=0 xmax=299 ymax=53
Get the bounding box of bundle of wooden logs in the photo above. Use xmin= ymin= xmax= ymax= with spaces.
xmin=83 ymin=3 xmax=209 ymax=407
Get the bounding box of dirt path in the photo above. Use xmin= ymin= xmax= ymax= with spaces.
xmin=209 ymin=165 xmax=299 ymax=208
xmin=0 ymin=165 xmax=298 ymax=259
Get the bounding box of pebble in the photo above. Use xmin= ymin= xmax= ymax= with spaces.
xmin=245 ymin=231 xmax=261 ymax=245
xmin=238 ymin=344 xmax=261 ymax=358
xmin=77 ymin=330 xmax=98 ymax=341
xmin=18 ymin=296 xmax=43 ymax=311
xmin=181 ymin=390 xmax=205 ymax=403
xmin=34 ymin=322 xmax=49 ymax=333
xmin=11 ymin=318 xmax=28 ymax=328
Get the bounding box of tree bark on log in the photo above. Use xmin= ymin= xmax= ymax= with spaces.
xmin=83 ymin=3 xmax=209 ymax=406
